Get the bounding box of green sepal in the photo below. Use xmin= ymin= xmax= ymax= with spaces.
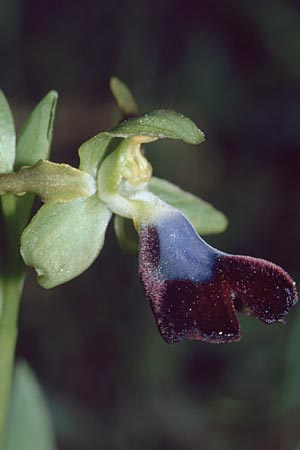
xmin=0 ymin=91 xmax=16 ymax=174
xmin=14 ymin=91 xmax=58 ymax=233
xmin=0 ymin=160 xmax=96 ymax=202
xmin=79 ymin=108 xmax=204 ymax=185
xmin=108 ymin=109 xmax=205 ymax=145
xmin=110 ymin=76 xmax=139 ymax=119
xmin=15 ymin=91 xmax=58 ymax=170
xmin=149 ymin=177 xmax=228 ymax=235
xmin=78 ymin=132 xmax=112 ymax=178
xmin=6 ymin=361 xmax=57 ymax=450
xmin=114 ymin=215 xmax=139 ymax=256
xmin=20 ymin=195 xmax=112 ymax=288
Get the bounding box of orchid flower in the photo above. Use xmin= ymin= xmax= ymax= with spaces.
xmin=97 ymin=140 xmax=297 ymax=343
xmin=4 ymin=77 xmax=295 ymax=344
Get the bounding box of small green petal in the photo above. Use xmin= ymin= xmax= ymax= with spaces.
xmin=149 ymin=177 xmax=228 ymax=235
xmin=110 ymin=76 xmax=139 ymax=119
xmin=0 ymin=160 xmax=95 ymax=202
xmin=15 ymin=91 xmax=58 ymax=170
xmin=108 ymin=110 xmax=205 ymax=145
xmin=21 ymin=195 xmax=112 ymax=288
xmin=97 ymin=139 xmax=142 ymax=218
xmin=78 ymin=132 xmax=113 ymax=178
xmin=0 ymin=91 xmax=16 ymax=174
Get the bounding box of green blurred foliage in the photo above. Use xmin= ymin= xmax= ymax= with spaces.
xmin=6 ymin=361 xmax=57 ymax=450
xmin=1 ymin=0 xmax=300 ymax=449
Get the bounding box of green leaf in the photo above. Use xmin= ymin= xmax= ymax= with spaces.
xmin=114 ymin=215 xmax=139 ymax=256
xmin=110 ymin=76 xmax=139 ymax=119
xmin=14 ymin=91 xmax=58 ymax=233
xmin=108 ymin=110 xmax=205 ymax=145
xmin=78 ymin=132 xmax=112 ymax=178
xmin=20 ymin=195 xmax=112 ymax=288
xmin=149 ymin=177 xmax=228 ymax=235
xmin=6 ymin=361 xmax=56 ymax=450
xmin=0 ymin=91 xmax=16 ymax=174
xmin=15 ymin=91 xmax=58 ymax=170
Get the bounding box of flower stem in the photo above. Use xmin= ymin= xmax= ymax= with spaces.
xmin=0 ymin=277 xmax=22 ymax=448
xmin=0 ymin=193 xmax=25 ymax=449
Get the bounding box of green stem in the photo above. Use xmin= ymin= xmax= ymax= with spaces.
xmin=0 ymin=194 xmax=25 ymax=449
xmin=0 ymin=277 xmax=22 ymax=449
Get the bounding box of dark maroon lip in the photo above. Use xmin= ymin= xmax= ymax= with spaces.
xmin=217 ymin=254 xmax=297 ymax=322
xmin=138 ymin=216 xmax=298 ymax=344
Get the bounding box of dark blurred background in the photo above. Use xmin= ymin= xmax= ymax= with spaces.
xmin=1 ymin=0 xmax=300 ymax=449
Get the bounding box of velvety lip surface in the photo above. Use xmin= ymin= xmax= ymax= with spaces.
xmin=139 ymin=213 xmax=297 ymax=344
